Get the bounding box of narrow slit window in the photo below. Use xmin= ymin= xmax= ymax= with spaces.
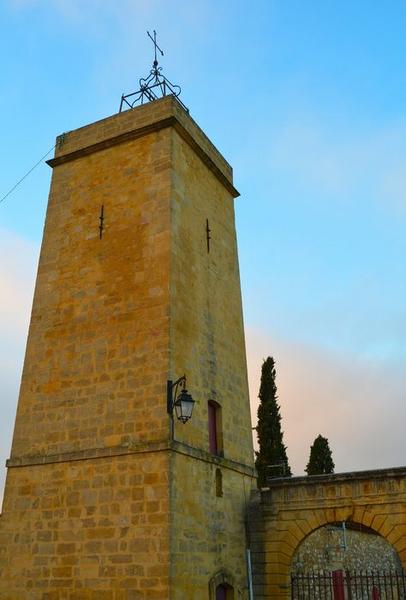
xmin=208 ymin=400 xmax=223 ymax=456
xmin=206 ymin=218 xmax=211 ymax=253
xmin=215 ymin=468 xmax=223 ymax=497
xmin=99 ymin=205 xmax=105 ymax=239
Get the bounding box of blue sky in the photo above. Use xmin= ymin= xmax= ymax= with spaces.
xmin=1 ymin=0 xmax=406 ymax=498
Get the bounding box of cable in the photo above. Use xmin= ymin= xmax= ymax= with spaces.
xmin=0 ymin=144 xmax=56 ymax=205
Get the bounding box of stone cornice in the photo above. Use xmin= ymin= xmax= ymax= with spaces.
xmin=6 ymin=439 xmax=256 ymax=478
xmin=6 ymin=440 xmax=169 ymax=468
xmin=262 ymin=465 xmax=406 ymax=490
xmin=46 ymin=112 xmax=240 ymax=198
xmin=171 ymin=440 xmax=256 ymax=477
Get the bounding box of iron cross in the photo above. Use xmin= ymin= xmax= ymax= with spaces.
xmin=147 ymin=30 xmax=164 ymax=66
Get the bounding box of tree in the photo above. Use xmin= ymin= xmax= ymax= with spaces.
xmin=255 ymin=357 xmax=291 ymax=487
xmin=305 ymin=434 xmax=335 ymax=475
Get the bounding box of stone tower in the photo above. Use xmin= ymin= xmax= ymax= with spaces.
xmin=0 ymin=96 xmax=255 ymax=599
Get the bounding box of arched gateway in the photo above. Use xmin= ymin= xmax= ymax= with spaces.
xmin=248 ymin=466 xmax=406 ymax=599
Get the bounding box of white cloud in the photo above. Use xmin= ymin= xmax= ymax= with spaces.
xmin=0 ymin=229 xmax=38 ymax=508
xmin=8 ymin=0 xmax=184 ymax=26
xmin=1 ymin=236 xmax=36 ymax=332
xmin=269 ymin=116 xmax=406 ymax=210
xmin=246 ymin=326 xmax=406 ymax=476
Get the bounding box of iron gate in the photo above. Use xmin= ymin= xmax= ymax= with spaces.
xmin=291 ymin=571 xmax=406 ymax=600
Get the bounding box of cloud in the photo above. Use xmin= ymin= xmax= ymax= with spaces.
xmin=269 ymin=116 xmax=406 ymax=211
xmin=0 ymin=229 xmax=39 ymax=507
xmin=0 ymin=233 xmax=37 ymax=334
xmin=246 ymin=326 xmax=406 ymax=476
xmin=8 ymin=0 xmax=189 ymax=26
xmin=9 ymin=0 xmax=109 ymax=22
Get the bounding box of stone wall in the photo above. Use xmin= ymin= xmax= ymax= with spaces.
xmin=0 ymin=452 xmax=171 ymax=599
xmin=249 ymin=468 xmax=406 ymax=600
xmin=292 ymin=525 xmax=403 ymax=573
xmin=10 ymin=113 xmax=173 ymax=461
xmin=168 ymin=104 xmax=255 ymax=598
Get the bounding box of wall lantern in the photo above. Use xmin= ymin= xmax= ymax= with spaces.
xmin=167 ymin=375 xmax=195 ymax=425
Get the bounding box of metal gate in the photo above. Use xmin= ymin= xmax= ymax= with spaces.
xmin=291 ymin=571 xmax=406 ymax=600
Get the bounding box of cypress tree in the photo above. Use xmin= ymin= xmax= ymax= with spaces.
xmin=305 ymin=434 xmax=335 ymax=475
xmin=255 ymin=357 xmax=291 ymax=487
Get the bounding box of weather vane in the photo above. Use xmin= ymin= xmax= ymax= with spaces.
xmin=119 ymin=30 xmax=188 ymax=113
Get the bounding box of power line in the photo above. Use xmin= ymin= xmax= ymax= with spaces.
xmin=0 ymin=144 xmax=56 ymax=206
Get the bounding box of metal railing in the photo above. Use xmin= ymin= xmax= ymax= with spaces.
xmin=291 ymin=571 xmax=406 ymax=600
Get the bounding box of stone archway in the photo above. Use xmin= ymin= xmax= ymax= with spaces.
xmin=291 ymin=521 xmax=403 ymax=573
xmin=248 ymin=467 xmax=406 ymax=599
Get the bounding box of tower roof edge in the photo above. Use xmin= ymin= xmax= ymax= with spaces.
xmin=48 ymin=96 xmax=239 ymax=197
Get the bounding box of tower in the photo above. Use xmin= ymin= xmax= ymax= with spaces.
xmin=0 ymin=95 xmax=255 ymax=598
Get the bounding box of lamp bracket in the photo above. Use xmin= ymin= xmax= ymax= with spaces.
xmin=167 ymin=375 xmax=186 ymax=415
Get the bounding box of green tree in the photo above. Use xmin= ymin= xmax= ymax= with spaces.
xmin=255 ymin=357 xmax=291 ymax=487
xmin=305 ymin=434 xmax=335 ymax=475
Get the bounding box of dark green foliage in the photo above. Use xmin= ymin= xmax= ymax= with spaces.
xmin=255 ymin=357 xmax=291 ymax=487
xmin=305 ymin=434 xmax=335 ymax=475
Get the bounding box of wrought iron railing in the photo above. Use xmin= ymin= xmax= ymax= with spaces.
xmin=291 ymin=571 xmax=406 ymax=600
xmin=119 ymin=30 xmax=188 ymax=114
